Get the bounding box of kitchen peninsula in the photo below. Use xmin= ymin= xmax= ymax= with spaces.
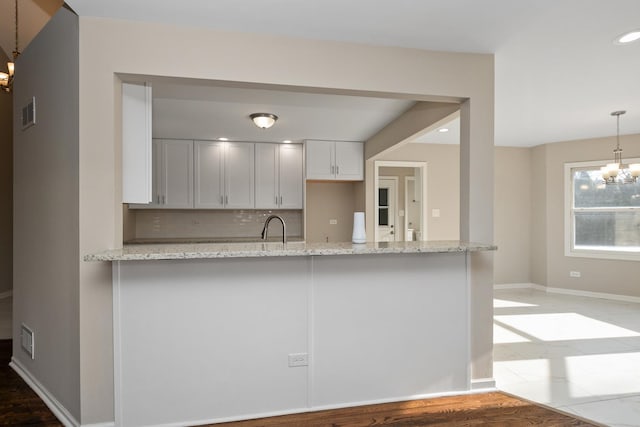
xmin=88 ymin=240 xmax=495 ymax=427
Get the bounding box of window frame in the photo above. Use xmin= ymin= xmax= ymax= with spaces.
xmin=564 ymin=159 xmax=640 ymax=261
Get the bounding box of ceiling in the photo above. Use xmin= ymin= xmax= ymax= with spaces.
xmin=7 ymin=0 xmax=640 ymax=147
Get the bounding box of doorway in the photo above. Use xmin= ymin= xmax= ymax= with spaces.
xmin=374 ymin=161 xmax=427 ymax=242
xmin=377 ymin=177 xmax=398 ymax=242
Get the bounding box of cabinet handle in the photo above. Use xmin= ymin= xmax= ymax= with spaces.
xmin=331 ymin=165 xmax=335 ymax=174
xmin=225 ymin=195 xmax=228 ymax=204
xmin=162 ymin=195 xmax=166 ymax=204
xmin=275 ymin=196 xmax=278 ymax=205
xmin=156 ymin=194 xmax=160 ymax=204
xmin=336 ymin=165 xmax=340 ymax=175
xmin=280 ymin=196 xmax=283 ymax=205
xmin=220 ymin=195 xmax=224 ymax=205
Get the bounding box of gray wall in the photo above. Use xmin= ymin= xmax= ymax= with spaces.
xmin=0 ymin=49 xmax=12 ymax=295
xmin=533 ymin=134 xmax=640 ymax=297
xmin=13 ymin=7 xmax=80 ymax=421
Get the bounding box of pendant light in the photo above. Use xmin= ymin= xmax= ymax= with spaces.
xmin=601 ymin=111 xmax=640 ymax=184
xmin=0 ymin=0 xmax=20 ymax=93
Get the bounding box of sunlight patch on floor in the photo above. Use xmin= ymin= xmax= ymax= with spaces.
xmin=495 ymin=312 xmax=640 ymax=341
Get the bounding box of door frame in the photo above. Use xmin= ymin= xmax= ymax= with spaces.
xmin=374 ymin=160 xmax=427 ymax=242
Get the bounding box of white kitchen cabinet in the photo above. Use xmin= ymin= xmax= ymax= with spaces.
xmin=122 ymin=82 xmax=152 ymax=203
xmin=255 ymin=144 xmax=303 ymax=209
xmin=305 ymin=140 xmax=363 ymax=181
xmin=137 ymin=139 xmax=194 ymax=209
xmin=194 ymin=141 xmax=255 ymax=209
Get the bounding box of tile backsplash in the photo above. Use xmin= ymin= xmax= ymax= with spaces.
xmin=131 ymin=209 xmax=303 ymax=240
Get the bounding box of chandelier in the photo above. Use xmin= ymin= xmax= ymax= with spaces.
xmin=600 ymin=111 xmax=640 ymax=184
xmin=0 ymin=0 xmax=20 ymax=93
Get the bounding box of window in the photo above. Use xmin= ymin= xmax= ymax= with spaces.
xmin=378 ymin=188 xmax=389 ymax=226
xmin=565 ymin=160 xmax=640 ymax=260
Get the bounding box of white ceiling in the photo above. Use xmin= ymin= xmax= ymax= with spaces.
xmin=21 ymin=1 xmax=640 ymax=146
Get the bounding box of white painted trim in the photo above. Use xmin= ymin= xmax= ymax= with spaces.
xmin=0 ymin=290 xmax=13 ymax=299
xmin=494 ymin=282 xmax=640 ymax=303
xmin=470 ymin=378 xmax=497 ymax=391
xmin=10 ymin=357 xmax=80 ymax=427
xmin=112 ymin=262 xmax=123 ymax=427
xmin=146 ymin=389 xmax=486 ymax=427
xmin=82 ymin=423 xmax=115 ymax=427
xmin=493 ymin=283 xmax=539 ymax=290
xmin=545 ymin=286 xmax=640 ymax=304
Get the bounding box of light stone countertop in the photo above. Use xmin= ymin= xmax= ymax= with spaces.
xmin=85 ymin=240 xmax=497 ymax=262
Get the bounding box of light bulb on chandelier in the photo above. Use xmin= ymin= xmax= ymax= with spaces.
xmin=601 ymin=111 xmax=640 ymax=184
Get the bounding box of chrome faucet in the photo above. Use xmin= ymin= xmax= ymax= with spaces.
xmin=261 ymin=215 xmax=287 ymax=244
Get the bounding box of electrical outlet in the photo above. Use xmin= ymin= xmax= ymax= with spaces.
xmin=432 ymin=209 xmax=441 ymax=218
xmin=21 ymin=324 xmax=35 ymax=360
xmin=569 ymin=271 xmax=581 ymax=278
xmin=288 ymin=353 xmax=308 ymax=367
xmin=329 ymin=219 xmax=337 ymax=225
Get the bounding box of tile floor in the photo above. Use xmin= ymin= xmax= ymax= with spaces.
xmin=494 ymin=288 xmax=640 ymax=427
xmin=0 ymin=296 xmax=11 ymax=340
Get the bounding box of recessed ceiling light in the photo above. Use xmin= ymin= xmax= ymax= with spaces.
xmin=283 ymin=140 xmax=292 ymax=144
xmin=615 ymin=30 xmax=640 ymax=44
xmin=218 ymin=137 xmax=229 ymax=141
xmin=438 ymin=128 xmax=449 ymax=133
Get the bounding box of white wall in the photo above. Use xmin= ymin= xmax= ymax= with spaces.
xmin=13 ymin=7 xmax=80 ymax=422
xmin=0 ymin=49 xmax=12 ymax=295
xmin=77 ymin=16 xmax=496 ymax=422
xmin=533 ymin=134 xmax=640 ymax=297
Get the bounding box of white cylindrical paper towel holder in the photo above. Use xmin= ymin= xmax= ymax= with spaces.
xmin=352 ymin=212 xmax=366 ymax=244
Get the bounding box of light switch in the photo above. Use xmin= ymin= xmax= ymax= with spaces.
xmin=329 ymin=219 xmax=337 ymax=225
xmin=432 ymin=209 xmax=441 ymax=218
xmin=398 ymin=210 xmax=405 ymax=217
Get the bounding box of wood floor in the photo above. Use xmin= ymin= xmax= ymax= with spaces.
xmin=0 ymin=339 xmax=597 ymax=426
xmin=211 ymin=392 xmax=599 ymax=427
xmin=0 ymin=340 xmax=62 ymax=426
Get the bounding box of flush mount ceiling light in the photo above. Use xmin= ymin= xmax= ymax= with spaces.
xmin=614 ymin=29 xmax=640 ymax=44
xmin=250 ymin=113 xmax=278 ymax=129
xmin=0 ymin=0 xmax=20 ymax=93
xmin=438 ymin=128 xmax=449 ymax=133
xmin=600 ymin=110 xmax=640 ymax=184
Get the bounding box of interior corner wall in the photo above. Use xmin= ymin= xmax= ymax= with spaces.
xmin=530 ymin=144 xmax=548 ymax=286
xmin=0 ymin=50 xmax=12 ymax=295
xmin=77 ymin=17 xmax=496 ymax=422
xmin=494 ymin=147 xmax=531 ymax=284
xmin=542 ymin=134 xmax=640 ymax=297
xmin=376 ymin=143 xmax=461 ymax=241
xmin=13 ymin=7 xmax=81 ymax=422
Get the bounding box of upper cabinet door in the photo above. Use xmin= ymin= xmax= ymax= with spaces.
xmin=335 ymin=141 xmax=363 ymax=181
xmin=161 ymin=139 xmax=194 ymax=208
xmin=255 ymin=144 xmax=279 ymax=209
xmin=224 ymin=142 xmax=255 ymax=209
xmin=279 ymin=144 xmax=303 ymax=209
xmin=122 ymin=82 xmax=152 ymax=203
xmin=306 ymin=140 xmax=335 ymax=180
xmin=194 ymin=140 xmax=225 ymax=208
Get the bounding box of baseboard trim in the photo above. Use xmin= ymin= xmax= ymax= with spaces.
xmin=0 ymin=290 xmax=12 ymax=299
xmin=81 ymin=423 xmax=115 ymax=427
xmin=139 ymin=389 xmax=496 ymax=427
xmin=494 ymin=283 xmax=640 ymax=303
xmin=10 ymin=357 xmax=80 ymax=427
xmin=471 ymin=378 xmax=497 ymax=391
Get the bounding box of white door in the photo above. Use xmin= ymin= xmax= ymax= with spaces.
xmin=194 ymin=140 xmax=225 ymax=208
xmin=278 ymin=144 xmax=303 ymax=209
xmin=335 ymin=141 xmax=363 ymax=180
xmin=225 ymin=142 xmax=255 ymax=209
xmin=305 ymin=140 xmax=334 ymax=180
xmin=255 ymin=143 xmax=279 ymax=209
xmin=377 ymin=178 xmax=397 ymax=242
xmin=161 ymin=139 xmax=193 ymax=208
